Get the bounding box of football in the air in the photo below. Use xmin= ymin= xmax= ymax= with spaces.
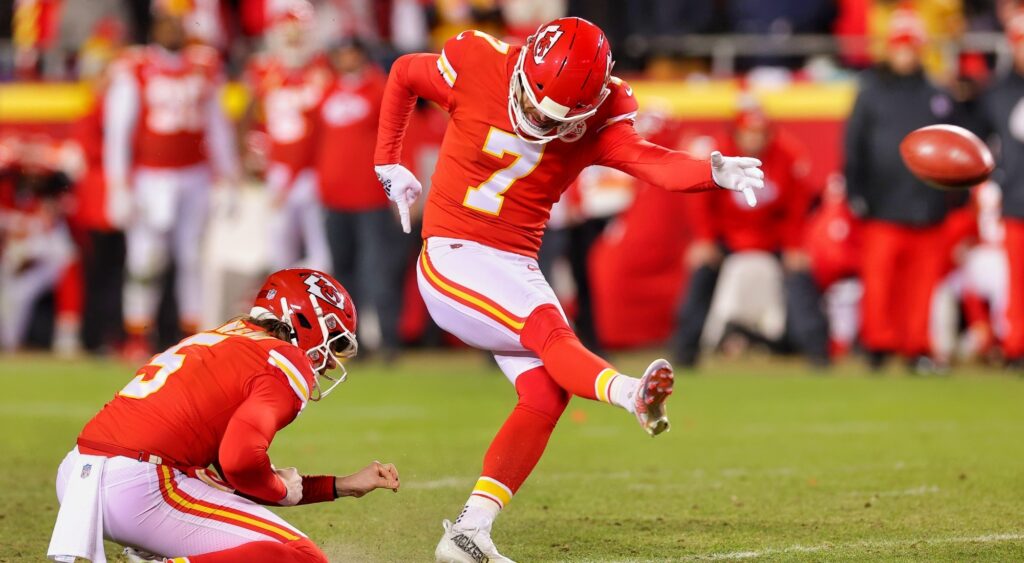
xmin=899 ymin=124 xmax=994 ymax=190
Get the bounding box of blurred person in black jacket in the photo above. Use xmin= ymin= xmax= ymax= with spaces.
xmin=976 ymin=11 xmax=1024 ymax=370
xmin=844 ymin=10 xmax=959 ymax=373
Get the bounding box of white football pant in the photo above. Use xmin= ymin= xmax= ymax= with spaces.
xmin=416 ymin=236 xmax=568 ymax=383
xmin=56 ymin=448 xmax=305 ymax=558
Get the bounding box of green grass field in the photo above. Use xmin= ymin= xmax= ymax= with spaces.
xmin=1 ymin=352 xmax=1023 ymax=562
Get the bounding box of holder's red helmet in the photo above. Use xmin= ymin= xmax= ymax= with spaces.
xmin=251 ymin=268 xmax=357 ymax=399
xmin=509 ymin=17 xmax=613 ymax=143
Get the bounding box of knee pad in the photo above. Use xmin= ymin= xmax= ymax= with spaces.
xmin=520 ymin=304 xmax=576 ymax=354
xmin=287 ymin=537 xmax=329 ymax=563
xmin=514 ymin=367 xmax=569 ymax=425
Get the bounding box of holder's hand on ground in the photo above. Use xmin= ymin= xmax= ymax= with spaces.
xmin=375 ymin=164 xmax=422 ymax=233
xmin=711 ymin=151 xmax=765 ymax=207
xmin=275 ymin=466 xmax=303 ymax=506
xmin=335 ymin=461 xmax=400 ymax=498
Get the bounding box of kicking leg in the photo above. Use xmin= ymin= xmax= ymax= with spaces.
xmin=520 ymin=304 xmax=674 ymax=435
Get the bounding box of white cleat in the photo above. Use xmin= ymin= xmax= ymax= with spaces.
xmin=634 ymin=358 xmax=674 ymax=436
xmin=435 ymin=519 xmax=516 ymax=563
xmin=124 ymin=547 xmax=164 ymax=563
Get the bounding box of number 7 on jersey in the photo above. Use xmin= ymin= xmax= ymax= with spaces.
xmin=463 ymin=127 xmax=544 ymax=215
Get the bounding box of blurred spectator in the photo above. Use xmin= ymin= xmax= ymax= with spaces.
xmin=0 ymin=137 xmax=80 ymax=353
xmin=243 ymin=1 xmax=332 ymax=272
xmin=868 ymin=0 xmax=965 ymax=80
xmin=976 ymin=11 xmax=1024 ymax=369
xmin=67 ymin=43 xmax=127 ymax=354
xmin=12 ymin=0 xmax=61 ymax=79
xmin=316 ymin=37 xmax=406 ymax=359
xmin=844 ymin=10 xmax=958 ymax=372
xmin=104 ymin=9 xmax=240 ymax=358
xmin=804 ymin=174 xmax=862 ymax=357
xmin=942 ymin=183 xmax=1007 ymax=360
xmin=670 ymin=105 xmax=829 ymax=368
xmin=45 ymin=1 xmax=129 ymax=79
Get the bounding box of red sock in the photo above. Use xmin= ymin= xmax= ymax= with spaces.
xmin=481 ymin=367 xmax=569 ymax=495
xmin=519 ymin=304 xmax=615 ymax=401
xmin=178 ymin=538 xmax=326 ymax=563
xmin=458 ymin=367 xmax=569 ymax=529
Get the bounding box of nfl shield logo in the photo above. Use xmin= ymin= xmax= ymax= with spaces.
xmin=81 ymin=464 xmax=92 ymax=479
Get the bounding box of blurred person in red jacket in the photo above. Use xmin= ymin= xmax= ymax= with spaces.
xmin=316 ymin=37 xmax=409 ymax=360
xmin=243 ymin=1 xmax=332 ymax=272
xmin=803 ymin=174 xmax=863 ymax=357
xmin=104 ymin=8 xmax=240 ymax=358
xmin=670 ymin=106 xmax=830 ymax=368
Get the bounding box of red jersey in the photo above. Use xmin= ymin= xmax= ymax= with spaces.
xmin=689 ymin=131 xmax=812 ymax=253
xmin=317 ymin=67 xmax=388 ymax=211
xmin=246 ymin=54 xmax=331 ymax=173
xmin=77 ymin=320 xmax=318 ymax=503
xmin=112 ymin=45 xmax=223 ymax=169
xmin=375 ymin=30 xmax=717 ymax=258
xmin=69 ymin=100 xmax=112 ymax=232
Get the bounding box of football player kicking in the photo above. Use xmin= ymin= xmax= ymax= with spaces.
xmin=373 ymin=17 xmax=765 ymax=563
xmin=47 ymin=269 xmax=399 ymax=563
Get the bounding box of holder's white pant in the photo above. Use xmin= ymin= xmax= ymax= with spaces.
xmin=56 ymin=448 xmax=304 ymax=558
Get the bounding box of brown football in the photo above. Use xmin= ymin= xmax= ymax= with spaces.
xmin=899 ymin=124 xmax=994 ymax=190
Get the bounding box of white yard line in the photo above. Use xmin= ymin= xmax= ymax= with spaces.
xmin=685 ymin=532 xmax=1024 ymax=561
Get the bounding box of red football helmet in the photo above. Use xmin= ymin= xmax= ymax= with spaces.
xmin=250 ymin=268 xmax=358 ymax=399
xmin=508 ymin=17 xmax=613 ymax=143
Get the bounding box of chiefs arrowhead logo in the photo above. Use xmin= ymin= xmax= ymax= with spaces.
xmin=533 ymin=25 xmax=564 ymax=65
xmin=303 ymin=273 xmax=345 ymax=309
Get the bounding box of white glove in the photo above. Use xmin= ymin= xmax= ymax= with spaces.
xmin=375 ymin=164 xmax=422 ymax=234
xmin=710 ymin=151 xmax=765 ymax=208
xmin=275 ymin=466 xmax=303 ymax=506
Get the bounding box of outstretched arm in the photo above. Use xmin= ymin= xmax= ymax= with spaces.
xmin=596 ymin=122 xmax=764 ymax=204
xmin=596 ymin=122 xmax=717 ymax=192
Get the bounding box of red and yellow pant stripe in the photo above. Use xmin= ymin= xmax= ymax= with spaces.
xmin=419 ymin=247 xmax=527 ymax=334
xmin=156 ymin=465 xmax=300 ymax=543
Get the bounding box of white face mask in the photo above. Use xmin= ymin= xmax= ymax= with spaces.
xmin=506 ymin=49 xmax=605 ymax=144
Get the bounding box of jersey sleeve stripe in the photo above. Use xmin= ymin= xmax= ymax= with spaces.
xmin=598 ymin=111 xmax=638 ymax=132
xmin=268 ymin=350 xmax=310 ymax=404
xmin=437 ymin=50 xmax=457 ymax=88
xmin=157 ymin=465 xmax=301 ymax=542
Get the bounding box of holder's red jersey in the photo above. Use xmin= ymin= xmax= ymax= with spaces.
xmin=688 ymin=131 xmax=812 ymax=253
xmin=375 ymin=30 xmax=718 ymax=258
xmin=78 ymin=320 xmax=317 ymax=503
xmin=246 ymin=54 xmax=331 ymax=173
xmin=112 ymin=45 xmax=223 ymax=169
